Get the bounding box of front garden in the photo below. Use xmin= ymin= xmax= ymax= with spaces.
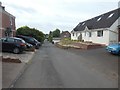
xmin=56 ymin=38 xmax=104 ymax=49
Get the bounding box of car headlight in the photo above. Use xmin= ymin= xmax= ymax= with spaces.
xmin=112 ymin=48 xmax=117 ymax=50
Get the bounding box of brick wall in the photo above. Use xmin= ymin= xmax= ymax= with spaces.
xmin=0 ymin=5 xmax=16 ymax=38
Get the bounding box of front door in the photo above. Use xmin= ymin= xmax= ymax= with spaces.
xmin=78 ymin=34 xmax=82 ymax=41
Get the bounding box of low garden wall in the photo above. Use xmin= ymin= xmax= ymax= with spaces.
xmin=56 ymin=42 xmax=104 ymax=50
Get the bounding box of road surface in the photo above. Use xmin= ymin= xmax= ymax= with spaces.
xmin=13 ymin=41 xmax=118 ymax=88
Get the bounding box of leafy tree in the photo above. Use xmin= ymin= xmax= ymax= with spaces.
xmin=48 ymin=31 xmax=53 ymax=42
xmin=16 ymin=26 xmax=45 ymax=43
xmin=52 ymin=29 xmax=60 ymax=37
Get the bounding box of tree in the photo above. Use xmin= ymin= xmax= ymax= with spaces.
xmin=16 ymin=26 xmax=45 ymax=43
xmin=52 ymin=29 xmax=60 ymax=37
xmin=48 ymin=31 xmax=53 ymax=42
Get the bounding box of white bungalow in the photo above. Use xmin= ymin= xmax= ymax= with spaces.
xmin=71 ymin=8 xmax=120 ymax=45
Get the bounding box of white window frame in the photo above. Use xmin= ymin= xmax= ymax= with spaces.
xmin=97 ymin=30 xmax=103 ymax=37
xmin=89 ymin=32 xmax=92 ymax=37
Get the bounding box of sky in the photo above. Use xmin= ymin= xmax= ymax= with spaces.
xmin=1 ymin=0 xmax=120 ymax=34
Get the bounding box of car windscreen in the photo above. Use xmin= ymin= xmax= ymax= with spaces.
xmin=15 ymin=39 xmax=26 ymax=43
xmin=29 ymin=38 xmax=35 ymax=42
xmin=33 ymin=38 xmax=39 ymax=42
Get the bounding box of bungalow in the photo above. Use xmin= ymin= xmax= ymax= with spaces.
xmin=0 ymin=2 xmax=16 ymax=38
xmin=60 ymin=31 xmax=71 ymax=39
xmin=71 ymin=8 xmax=120 ymax=45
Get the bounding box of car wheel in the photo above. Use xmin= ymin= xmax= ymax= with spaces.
xmin=35 ymin=45 xmax=39 ymax=49
xmin=13 ymin=48 xmax=20 ymax=54
xmin=118 ymin=51 xmax=120 ymax=55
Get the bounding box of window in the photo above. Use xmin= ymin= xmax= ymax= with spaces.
xmin=76 ymin=33 xmax=77 ymax=37
xmin=97 ymin=17 xmax=102 ymax=21
xmin=108 ymin=13 xmax=114 ymax=18
xmin=82 ymin=22 xmax=85 ymax=25
xmin=73 ymin=33 xmax=74 ymax=36
xmin=89 ymin=32 xmax=92 ymax=37
xmin=97 ymin=30 xmax=103 ymax=37
xmin=85 ymin=32 xmax=86 ymax=36
xmin=10 ymin=17 xmax=13 ymax=25
xmin=1 ymin=38 xmax=6 ymax=42
xmin=7 ymin=38 xmax=14 ymax=42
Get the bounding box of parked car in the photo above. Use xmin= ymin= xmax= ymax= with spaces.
xmin=25 ymin=42 xmax=33 ymax=48
xmin=0 ymin=37 xmax=27 ymax=54
xmin=106 ymin=43 xmax=120 ymax=55
xmin=16 ymin=35 xmax=41 ymax=49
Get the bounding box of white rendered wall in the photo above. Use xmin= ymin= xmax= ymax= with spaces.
xmin=109 ymin=18 xmax=119 ymax=44
xmin=71 ymin=32 xmax=81 ymax=40
xmin=82 ymin=30 xmax=109 ymax=45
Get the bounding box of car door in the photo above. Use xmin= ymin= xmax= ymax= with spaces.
xmin=3 ymin=38 xmax=15 ymax=52
xmin=2 ymin=38 xmax=8 ymax=51
xmin=7 ymin=38 xmax=15 ymax=51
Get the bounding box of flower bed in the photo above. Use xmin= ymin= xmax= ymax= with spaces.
xmin=1 ymin=56 xmax=22 ymax=63
xmin=56 ymin=41 xmax=104 ymax=50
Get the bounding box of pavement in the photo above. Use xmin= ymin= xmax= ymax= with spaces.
xmin=12 ymin=42 xmax=118 ymax=88
xmin=2 ymin=50 xmax=35 ymax=88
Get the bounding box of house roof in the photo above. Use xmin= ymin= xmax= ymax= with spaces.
xmin=0 ymin=2 xmax=15 ymax=18
xmin=73 ymin=8 xmax=120 ymax=31
xmin=61 ymin=31 xmax=70 ymax=34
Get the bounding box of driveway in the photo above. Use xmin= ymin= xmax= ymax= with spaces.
xmin=2 ymin=51 xmax=35 ymax=63
xmin=2 ymin=51 xmax=35 ymax=88
xmin=13 ymin=42 xmax=118 ymax=88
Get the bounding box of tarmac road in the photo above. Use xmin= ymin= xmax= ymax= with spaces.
xmin=13 ymin=41 xmax=118 ymax=88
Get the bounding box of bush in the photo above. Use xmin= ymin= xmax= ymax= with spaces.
xmin=16 ymin=26 xmax=45 ymax=43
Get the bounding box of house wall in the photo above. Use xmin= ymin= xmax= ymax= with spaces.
xmin=82 ymin=30 xmax=109 ymax=45
xmin=0 ymin=5 xmax=16 ymax=38
xmin=2 ymin=12 xmax=16 ymax=37
xmin=0 ymin=7 xmax=2 ymax=38
xmin=71 ymin=32 xmax=81 ymax=40
xmin=109 ymin=18 xmax=119 ymax=44
xmin=53 ymin=38 xmax=61 ymax=43
xmin=71 ymin=29 xmax=110 ymax=45
xmin=61 ymin=31 xmax=71 ymax=39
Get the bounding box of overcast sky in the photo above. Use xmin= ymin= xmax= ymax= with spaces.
xmin=1 ymin=0 xmax=119 ymax=34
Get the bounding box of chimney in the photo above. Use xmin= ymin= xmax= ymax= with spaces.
xmin=0 ymin=2 xmax=5 ymax=10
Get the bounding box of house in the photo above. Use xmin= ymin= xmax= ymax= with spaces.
xmin=0 ymin=2 xmax=16 ymax=38
xmin=71 ymin=8 xmax=120 ymax=45
xmin=61 ymin=31 xmax=71 ymax=39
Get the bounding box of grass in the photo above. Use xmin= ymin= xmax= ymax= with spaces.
xmin=59 ymin=38 xmax=96 ymax=46
xmin=59 ymin=38 xmax=73 ymax=45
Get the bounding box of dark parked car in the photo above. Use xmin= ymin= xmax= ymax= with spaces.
xmin=25 ymin=42 xmax=33 ymax=49
xmin=0 ymin=37 xmax=26 ymax=54
xmin=16 ymin=35 xmax=41 ymax=49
